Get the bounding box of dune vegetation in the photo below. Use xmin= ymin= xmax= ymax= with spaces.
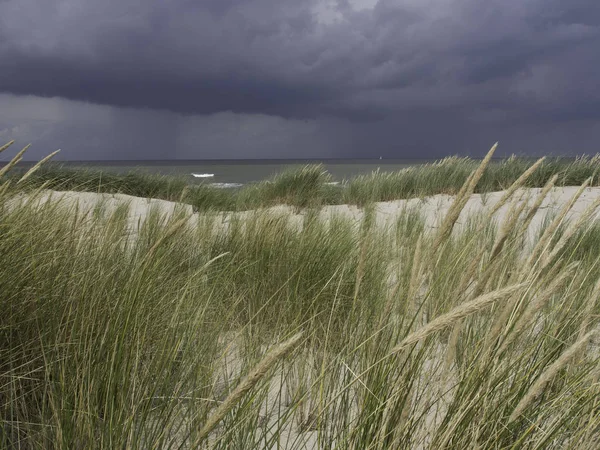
xmin=1 ymin=141 xmax=599 ymax=449
xmin=6 ymin=139 xmax=600 ymax=212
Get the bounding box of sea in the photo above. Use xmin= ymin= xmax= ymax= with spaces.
xmin=45 ymin=159 xmax=434 ymax=188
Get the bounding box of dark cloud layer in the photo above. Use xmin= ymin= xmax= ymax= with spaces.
xmin=1 ymin=0 xmax=599 ymax=159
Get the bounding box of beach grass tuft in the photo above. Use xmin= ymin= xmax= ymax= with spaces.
xmin=1 ymin=142 xmax=600 ymax=449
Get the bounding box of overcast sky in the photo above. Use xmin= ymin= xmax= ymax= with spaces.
xmin=1 ymin=0 xmax=599 ymax=160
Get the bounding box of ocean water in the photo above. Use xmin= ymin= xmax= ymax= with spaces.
xmin=55 ymin=159 xmax=433 ymax=188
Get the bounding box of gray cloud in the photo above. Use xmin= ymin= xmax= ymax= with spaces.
xmin=0 ymin=94 xmax=354 ymax=160
xmin=1 ymin=0 xmax=599 ymax=159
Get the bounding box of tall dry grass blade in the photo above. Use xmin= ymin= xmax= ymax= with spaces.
xmin=470 ymin=189 xmax=531 ymax=300
xmin=432 ymin=143 xmax=498 ymax=253
xmin=390 ymin=283 xmax=526 ymax=354
xmin=489 ymin=157 xmax=546 ymax=215
xmin=490 ymin=195 xmax=528 ymax=261
xmin=456 ymin=244 xmax=490 ymax=302
xmin=541 ymin=195 xmax=600 ymax=268
xmin=406 ymin=235 xmax=423 ymax=313
xmin=0 ymin=144 xmax=31 ymax=178
xmin=198 ymin=252 xmax=230 ymax=273
xmin=444 ymin=318 xmax=463 ymax=370
xmin=519 ymin=174 xmax=559 ymax=235
xmin=142 ymin=217 xmax=189 ymax=262
xmin=499 ymin=262 xmax=579 ymax=354
xmin=179 ymin=185 xmax=190 ymax=203
xmin=0 ymin=180 xmax=12 ymax=198
xmin=472 ymin=251 xmax=505 ymax=300
xmin=485 ymin=275 xmax=538 ymax=352
xmin=453 ymin=244 xmax=490 ymax=309
xmin=193 ymin=332 xmax=303 ymax=445
xmin=509 ymin=329 xmax=598 ymax=423
xmin=17 ymin=149 xmax=61 ymax=184
xmin=462 ymin=142 xmax=498 ymax=197
xmin=380 ymin=272 xmax=401 ymax=329
xmin=459 ymin=247 xmax=487 ymax=299
xmin=523 ymin=178 xmax=591 ymax=274
xmin=454 ymin=169 xmax=475 ymax=200
xmin=380 ymin=237 xmax=422 ymax=328
xmin=353 ymin=235 xmax=370 ymax=301
xmin=0 ymin=140 xmax=15 ymax=154
xmin=578 ymin=277 xmax=600 ymax=344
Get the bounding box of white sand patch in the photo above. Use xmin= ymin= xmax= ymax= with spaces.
xmin=10 ymin=187 xmax=600 ymax=240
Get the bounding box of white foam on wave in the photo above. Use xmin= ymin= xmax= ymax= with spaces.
xmin=192 ymin=173 xmax=215 ymax=178
xmin=210 ymin=183 xmax=244 ymax=189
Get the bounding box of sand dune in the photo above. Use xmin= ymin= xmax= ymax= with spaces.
xmin=12 ymin=187 xmax=600 ymax=239
xmin=6 ymin=186 xmax=600 ymax=449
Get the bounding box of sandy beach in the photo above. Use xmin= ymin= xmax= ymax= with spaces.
xmin=15 ymin=186 xmax=600 ymax=238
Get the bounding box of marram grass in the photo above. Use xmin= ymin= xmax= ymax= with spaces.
xmin=1 ymin=141 xmax=600 ymax=449
xmin=7 ymin=142 xmax=600 ymax=212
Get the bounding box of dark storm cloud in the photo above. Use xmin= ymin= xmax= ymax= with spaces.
xmin=1 ymin=0 xmax=595 ymax=118
xmin=0 ymin=1 xmax=329 ymax=118
xmin=1 ymin=0 xmax=600 ymax=159
xmin=0 ymin=52 xmax=333 ymax=117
